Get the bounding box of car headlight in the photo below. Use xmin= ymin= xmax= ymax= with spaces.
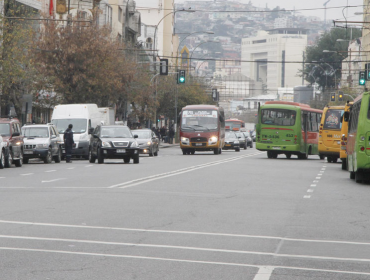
xmin=36 ymin=143 xmax=48 ymax=148
xmin=234 ymin=141 xmax=239 ymax=144
xmin=147 ymin=141 xmax=152 ymax=145
xmin=101 ymin=141 xmax=111 ymax=147
xmin=130 ymin=141 xmax=138 ymax=148
xmin=181 ymin=137 xmax=189 ymax=142
xmin=209 ymin=136 xmax=218 ymax=142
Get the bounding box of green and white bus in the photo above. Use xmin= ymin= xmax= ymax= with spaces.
xmin=347 ymin=92 xmax=370 ymax=183
xmin=256 ymin=101 xmax=323 ymax=159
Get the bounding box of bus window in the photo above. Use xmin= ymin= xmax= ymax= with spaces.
xmin=323 ymin=109 xmax=343 ymax=130
xmin=261 ymin=109 xmax=296 ymax=126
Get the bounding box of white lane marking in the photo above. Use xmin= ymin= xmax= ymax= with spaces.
xmin=85 ymin=165 xmax=93 ymax=168
xmin=108 ymin=153 xmax=264 ymax=189
xmin=4 ymin=220 xmax=370 ymax=247
xmin=67 ymin=167 xmax=75 ymax=170
xmin=253 ymin=266 xmax=275 ymax=280
xmin=304 ymin=195 xmax=311 ymax=199
xmin=307 ymin=189 xmax=314 ymax=193
xmin=45 ymin=170 xmax=56 ymax=173
xmin=20 ymin=173 xmax=34 ymax=176
xmin=0 ymin=177 xmax=5 ymax=179
xmin=323 ymin=166 xmax=327 ymax=167
xmin=313 ymin=180 xmax=319 ymax=183
xmin=1 ymin=247 xmax=370 ymax=276
xmin=41 ymin=178 xmax=66 ymax=183
xmin=310 ymin=184 xmax=317 ymax=187
xmin=316 ymin=177 xmax=321 ymax=179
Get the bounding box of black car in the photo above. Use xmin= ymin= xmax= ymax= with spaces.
xmin=242 ymin=131 xmax=253 ymax=148
xmin=222 ymin=132 xmax=240 ymax=152
xmin=89 ymin=125 xmax=140 ymax=164
xmin=235 ymin=132 xmax=247 ymax=150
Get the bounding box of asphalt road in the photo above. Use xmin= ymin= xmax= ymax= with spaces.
xmin=1 ymin=145 xmax=370 ymax=279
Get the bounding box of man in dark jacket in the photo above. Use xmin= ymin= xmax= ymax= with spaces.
xmin=64 ymin=124 xmax=74 ymax=163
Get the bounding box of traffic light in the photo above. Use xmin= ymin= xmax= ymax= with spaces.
xmin=177 ymin=70 xmax=186 ymax=84
xmin=338 ymin=91 xmax=343 ymax=101
xmin=359 ymin=71 xmax=366 ymax=86
xmin=212 ymin=89 xmax=218 ymax=102
xmin=160 ymin=59 xmax=168 ymax=76
xmin=330 ymin=93 xmax=336 ymax=101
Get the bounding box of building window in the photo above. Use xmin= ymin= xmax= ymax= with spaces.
xmin=118 ymin=7 xmax=122 ymax=23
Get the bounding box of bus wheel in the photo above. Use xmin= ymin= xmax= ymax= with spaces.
xmin=267 ymin=151 xmax=272 ymax=158
xmin=319 ymin=154 xmax=325 ymax=160
xmin=271 ymin=153 xmax=278 ymax=159
xmin=332 ymin=158 xmax=338 ymax=163
xmin=350 ymin=172 xmax=355 ymax=179
xmin=355 ymin=172 xmax=363 ymax=183
xmin=298 ymin=153 xmax=307 ymax=160
xmin=327 ymin=157 xmax=333 ymax=163
xmin=285 ymin=153 xmax=291 ymax=159
xmin=341 ymin=159 xmax=347 ymax=170
xmin=182 ymin=149 xmax=186 ymax=155
xmin=191 ymin=150 xmax=195 ymax=155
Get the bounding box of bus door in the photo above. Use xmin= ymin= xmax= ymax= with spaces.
xmin=302 ymin=112 xmax=308 ymax=154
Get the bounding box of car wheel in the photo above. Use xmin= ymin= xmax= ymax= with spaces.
xmin=44 ymin=148 xmax=52 ymax=164
xmin=123 ymin=156 xmax=130 ymax=163
xmin=236 ymin=148 xmax=240 ymax=152
xmin=14 ymin=151 xmax=23 ymax=167
xmin=54 ymin=148 xmax=62 ymax=163
xmin=133 ymin=155 xmax=139 ymax=164
xmin=0 ymin=149 xmax=5 ymax=169
xmin=5 ymin=150 xmax=12 ymax=168
xmin=88 ymin=148 xmax=96 ymax=163
xmin=97 ymin=148 xmax=104 ymax=164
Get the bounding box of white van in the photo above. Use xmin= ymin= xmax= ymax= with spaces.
xmin=51 ymin=104 xmax=101 ymax=159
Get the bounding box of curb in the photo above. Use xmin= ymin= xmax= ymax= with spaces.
xmin=159 ymin=144 xmax=180 ymax=149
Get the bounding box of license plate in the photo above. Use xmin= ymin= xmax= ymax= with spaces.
xmin=272 ymin=147 xmax=281 ymax=150
xmin=24 ymin=150 xmax=33 ymax=154
xmin=117 ymin=149 xmax=126 ymax=153
xmin=195 ymin=143 xmax=203 ymax=146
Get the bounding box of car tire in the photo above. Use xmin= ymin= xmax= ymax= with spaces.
xmin=97 ymin=149 xmax=104 ymax=164
xmin=235 ymin=148 xmax=240 ymax=152
xmin=88 ymin=148 xmax=96 ymax=163
xmin=14 ymin=151 xmax=23 ymax=167
xmin=0 ymin=149 xmax=5 ymax=169
xmin=23 ymin=158 xmax=29 ymax=164
xmin=44 ymin=148 xmax=52 ymax=164
xmin=133 ymin=155 xmax=139 ymax=164
xmin=5 ymin=150 xmax=12 ymax=168
xmin=123 ymin=156 xmax=130 ymax=163
xmin=54 ymin=148 xmax=62 ymax=163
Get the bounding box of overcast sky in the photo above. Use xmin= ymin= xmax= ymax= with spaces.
xmin=171 ymin=0 xmax=363 ymax=22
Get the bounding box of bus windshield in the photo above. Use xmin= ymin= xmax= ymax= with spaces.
xmin=323 ymin=109 xmax=344 ymax=130
xmin=225 ymin=121 xmax=242 ymax=130
xmin=181 ymin=110 xmax=218 ymax=131
xmin=261 ymin=109 xmax=296 ymax=126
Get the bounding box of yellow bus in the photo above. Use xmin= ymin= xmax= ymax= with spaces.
xmin=340 ymin=102 xmax=353 ymax=170
xmin=319 ymin=105 xmax=345 ymax=163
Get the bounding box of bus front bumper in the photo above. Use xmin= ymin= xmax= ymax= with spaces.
xmin=180 ymin=141 xmax=219 ymax=150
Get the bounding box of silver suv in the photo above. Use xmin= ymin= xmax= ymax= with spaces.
xmin=21 ymin=124 xmax=63 ymax=164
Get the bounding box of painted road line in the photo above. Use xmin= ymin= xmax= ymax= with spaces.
xmin=315 ymin=177 xmax=321 ymax=179
xmin=253 ymin=266 xmax=275 ymax=280
xmin=310 ymin=184 xmax=317 ymax=187
xmin=85 ymin=165 xmax=93 ymax=168
xmin=303 ymin=195 xmax=311 ymax=199
xmin=67 ymin=167 xmax=75 ymax=170
xmin=45 ymin=170 xmax=56 ymax=173
xmin=307 ymin=189 xmax=314 ymax=193
xmin=20 ymin=173 xmax=34 ymax=176
xmin=313 ymin=180 xmax=319 ymax=183
xmin=41 ymin=178 xmax=66 ymax=183
xmin=0 ymin=177 xmax=5 ymax=179
xmin=1 ymin=247 xmax=370 ymax=277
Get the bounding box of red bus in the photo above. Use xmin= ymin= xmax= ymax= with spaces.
xmin=225 ymin=118 xmax=245 ymax=131
xmin=179 ymin=105 xmax=225 ymax=155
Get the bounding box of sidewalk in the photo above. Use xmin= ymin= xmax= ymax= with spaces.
xmin=159 ymin=141 xmax=180 ymax=149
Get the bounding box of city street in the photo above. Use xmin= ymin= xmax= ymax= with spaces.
xmin=1 ymin=145 xmax=370 ymax=279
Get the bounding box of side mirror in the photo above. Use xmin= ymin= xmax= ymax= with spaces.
xmin=88 ymin=127 xmax=94 ymax=134
xmin=343 ymin=111 xmax=349 ymax=122
xmin=134 ymin=135 xmax=138 ymax=138
xmin=12 ymin=132 xmax=20 ymax=137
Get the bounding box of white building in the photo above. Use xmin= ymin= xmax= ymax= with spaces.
xmin=241 ymin=28 xmax=307 ymax=91
xmin=341 ymin=38 xmax=362 ymax=89
xmin=274 ymin=17 xmax=293 ymax=29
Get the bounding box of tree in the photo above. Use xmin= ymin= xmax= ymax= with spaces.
xmin=303 ymin=28 xmax=362 ymax=92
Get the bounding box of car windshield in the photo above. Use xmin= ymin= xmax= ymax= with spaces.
xmin=0 ymin=123 xmax=10 ymax=136
xmin=132 ymin=131 xmax=151 ymax=139
xmin=181 ymin=110 xmax=218 ymax=131
xmin=100 ymin=127 xmax=132 ymax=138
xmin=235 ymin=133 xmax=244 ymax=139
xmin=22 ymin=127 xmax=49 ymax=138
xmin=261 ymin=109 xmax=296 ymax=126
xmin=243 ymin=132 xmax=251 ymax=138
xmin=226 ymin=132 xmax=237 ymax=140
xmin=52 ymin=119 xmax=87 ymax=134
xmin=323 ymin=109 xmax=344 ymax=130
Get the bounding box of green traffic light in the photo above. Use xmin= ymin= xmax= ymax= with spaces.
xmin=179 ymin=77 xmax=185 ymax=83
xmin=360 ymin=79 xmax=366 ymax=85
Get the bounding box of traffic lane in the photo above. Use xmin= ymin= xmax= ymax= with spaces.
xmin=0 ymin=147 xmax=259 ymax=188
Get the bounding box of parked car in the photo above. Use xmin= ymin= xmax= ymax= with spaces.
xmin=21 ymin=124 xmax=63 ymax=164
xmin=89 ymin=125 xmax=140 ymax=164
xmin=235 ymin=132 xmax=247 ymax=150
xmin=0 ymin=118 xmax=24 ymax=167
xmin=222 ymin=132 xmax=240 ymax=152
xmin=242 ymin=131 xmax=253 ymax=148
xmin=0 ymin=135 xmax=6 ymax=169
xmin=131 ymin=129 xmax=159 ymax=156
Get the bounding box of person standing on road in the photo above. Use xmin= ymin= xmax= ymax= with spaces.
xmin=169 ymin=126 xmax=175 ymax=144
xmin=64 ymin=124 xmax=74 ymax=163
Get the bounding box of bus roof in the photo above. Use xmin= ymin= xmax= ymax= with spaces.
xmin=182 ymin=105 xmax=220 ymax=110
xmin=263 ymin=101 xmax=322 ymax=113
xmin=323 ymin=105 xmax=345 ymax=110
